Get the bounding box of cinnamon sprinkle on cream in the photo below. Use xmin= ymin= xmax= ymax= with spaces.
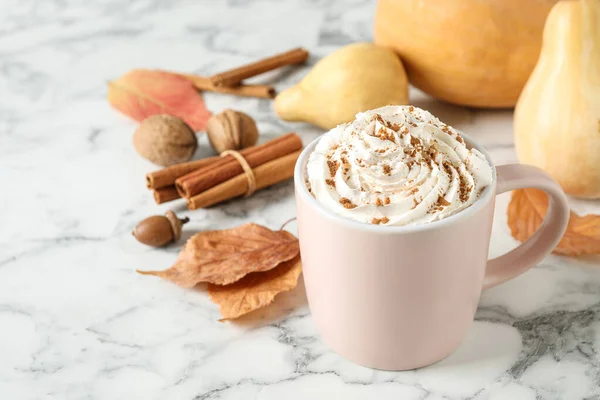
xmin=339 ymin=197 xmax=357 ymax=209
xmin=374 ymin=127 xmax=396 ymax=143
xmin=371 ymin=217 xmax=390 ymax=225
xmin=305 ymin=106 xmax=493 ymax=227
xmin=327 ymin=160 xmax=339 ymax=177
xmin=437 ymin=195 xmax=450 ymax=207
xmin=410 ymin=136 xmax=422 ymax=147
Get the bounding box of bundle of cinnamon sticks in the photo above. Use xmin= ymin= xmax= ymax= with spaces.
xmin=173 ymin=47 xmax=309 ymax=99
xmin=146 ymin=133 xmax=303 ymax=209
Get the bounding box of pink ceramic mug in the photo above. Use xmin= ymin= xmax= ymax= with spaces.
xmin=294 ymin=135 xmax=570 ymax=370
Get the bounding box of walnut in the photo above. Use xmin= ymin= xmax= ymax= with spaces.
xmin=133 ymin=114 xmax=197 ymax=166
xmin=206 ymin=109 xmax=259 ymax=154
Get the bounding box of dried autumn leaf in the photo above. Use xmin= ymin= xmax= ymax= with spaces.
xmin=507 ymin=188 xmax=600 ymax=256
xmin=108 ymin=69 xmax=211 ymax=131
xmin=208 ymin=255 xmax=302 ymax=320
xmin=137 ymin=223 xmax=299 ymax=287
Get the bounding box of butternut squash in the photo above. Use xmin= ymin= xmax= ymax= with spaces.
xmin=514 ymin=0 xmax=600 ymax=198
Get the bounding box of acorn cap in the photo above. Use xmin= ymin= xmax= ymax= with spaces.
xmin=165 ymin=210 xmax=187 ymax=242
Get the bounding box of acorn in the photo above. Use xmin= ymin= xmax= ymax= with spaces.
xmin=132 ymin=211 xmax=189 ymax=247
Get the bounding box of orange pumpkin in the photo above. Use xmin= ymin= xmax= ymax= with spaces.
xmin=374 ymin=0 xmax=558 ymax=108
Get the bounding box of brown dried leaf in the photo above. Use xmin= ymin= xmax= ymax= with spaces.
xmin=208 ymin=255 xmax=302 ymax=320
xmin=507 ymin=189 xmax=600 ymax=256
xmin=137 ymin=223 xmax=299 ymax=286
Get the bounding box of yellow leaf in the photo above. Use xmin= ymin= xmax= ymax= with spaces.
xmin=507 ymin=189 xmax=600 ymax=256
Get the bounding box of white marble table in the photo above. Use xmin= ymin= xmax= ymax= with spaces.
xmin=2 ymin=1 xmax=600 ymax=399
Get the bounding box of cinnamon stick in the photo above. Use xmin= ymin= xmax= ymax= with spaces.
xmin=188 ymin=150 xmax=301 ymax=209
xmin=210 ymin=47 xmax=309 ymax=87
xmin=153 ymin=186 xmax=180 ymax=204
xmin=146 ymin=156 xmax=219 ymax=189
xmin=176 ymin=133 xmax=302 ymax=198
xmin=178 ymin=74 xmax=275 ymax=99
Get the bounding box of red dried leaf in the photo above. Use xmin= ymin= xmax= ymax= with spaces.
xmin=108 ymin=69 xmax=211 ymax=131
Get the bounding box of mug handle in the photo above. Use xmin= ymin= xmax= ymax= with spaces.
xmin=483 ymin=164 xmax=570 ymax=289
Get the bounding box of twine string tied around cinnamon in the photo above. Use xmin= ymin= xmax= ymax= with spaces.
xmin=220 ymin=150 xmax=256 ymax=197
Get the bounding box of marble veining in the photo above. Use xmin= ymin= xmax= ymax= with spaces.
xmin=1 ymin=0 xmax=599 ymax=399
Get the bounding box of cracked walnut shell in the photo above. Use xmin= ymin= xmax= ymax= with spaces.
xmin=206 ymin=109 xmax=258 ymax=154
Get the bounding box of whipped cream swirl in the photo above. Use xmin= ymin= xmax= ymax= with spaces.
xmin=306 ymin=106 xmax=493 ymax=226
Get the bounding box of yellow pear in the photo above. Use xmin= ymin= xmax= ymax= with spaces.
xmin=275 ymin=43 xmax=409 ymax=130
